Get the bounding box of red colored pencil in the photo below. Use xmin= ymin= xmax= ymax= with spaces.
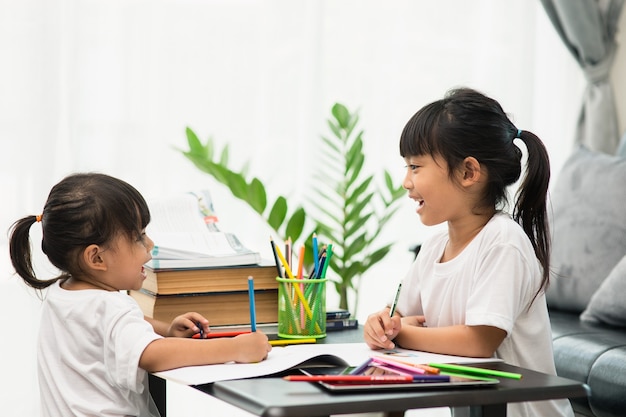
xmin=192 ymin=330 xmax=251 ymax=339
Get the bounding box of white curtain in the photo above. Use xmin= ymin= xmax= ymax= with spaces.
xmin=540 ymin=0 xmax=624 ymax=153
xmin=1 ymin=0 xmax=584 ymax=312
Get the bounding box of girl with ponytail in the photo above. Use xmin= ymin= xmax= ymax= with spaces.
xmin=364 ymin=88 xmax=573 ymax=417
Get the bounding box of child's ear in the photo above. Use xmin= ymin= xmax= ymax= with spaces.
xmin=83 ymin=244 xmax=108 ymax=271
xmin=459 ymin=156 xmax=482 ymax=185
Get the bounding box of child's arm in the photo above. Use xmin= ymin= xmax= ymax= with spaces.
xmin=364 ymin=306 xmax=505 ymax=357
xmin=139 ymin=331 xmax=271 ymax=372
xmin=394 ymin=321 xmax=506 ymax=358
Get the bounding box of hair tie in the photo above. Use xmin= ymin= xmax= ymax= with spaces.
xmin=515 ymin=129 xmax=522 ymax=138
xmin=36 ymin=214 xmax=42 ymax=223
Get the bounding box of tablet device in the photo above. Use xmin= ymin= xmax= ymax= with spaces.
xmin=297 ymin=364 xmax=499 ymax=393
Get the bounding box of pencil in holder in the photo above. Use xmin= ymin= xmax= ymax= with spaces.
xmin=276 ymin=277 xmax=326 ymax=339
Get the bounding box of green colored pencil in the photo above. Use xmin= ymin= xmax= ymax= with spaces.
xmin=428 ymin=363 xmax=522 ymax=380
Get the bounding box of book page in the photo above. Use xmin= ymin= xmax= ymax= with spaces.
xmin=146 ymin=191 xmax=258 ymax=260
xmin=154 ymin=342 xmax=501 ymax=386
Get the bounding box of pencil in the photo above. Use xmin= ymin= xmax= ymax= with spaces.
xmin=269 ymin=338 xmax=317 ymax=346
xmin=371 ymin=356 xmax=426 ymax=374
xmin=373 ymin=356 xmax=440 ymax=374
xmin=296 ymin=245 xmax=305 ymax=279
xmin=428 ymin=363 xmax=522 ymax=380
xmin=283 ymin=374 xmax=450 ymax=383
xmin=269 ymin=237 xmax=284 ymax=278
xmin=285 ymin=237 xmax=292 ymax=270
xmin=389 ymin=282 xmax=402 ymax=316
xmin=192 ymin=331 xmax=250 ymax=339
xmin=248 ymin=276 xmax=257 ymax=332
xmin=320 ymin=243 xmax=332 ymax=278
xmin=312 ymin=233 xmax=319 ymax=277
xmin=349 ymin=358 xmax=373 ymax=375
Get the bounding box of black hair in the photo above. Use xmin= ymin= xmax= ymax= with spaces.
xmin=9 ymin=173 xmax=151 ymax=290
xmin=399 ymin=87 xmax=551 ymax=296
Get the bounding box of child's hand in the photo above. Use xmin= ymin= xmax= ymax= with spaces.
xmin=231 ymin=331 xmax=272 ymax=363
xmin=168 ymin=312 xmax=210 ymax=338
xmin=363 ymin=308 xmax=402 ymax=350
xmin=401 ymin=315 xmax=426 ymax=328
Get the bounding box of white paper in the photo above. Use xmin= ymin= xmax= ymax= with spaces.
xmin=154 ymin=342 xmax=501 ymax=386
xmin=145 ymin=191 xmax=261 ymax=267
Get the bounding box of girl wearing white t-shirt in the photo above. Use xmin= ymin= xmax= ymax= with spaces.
xmin=9 ymin=173 xmax=272 ymax=417
xmin=363 ymin=88 xmax=574 ymax=417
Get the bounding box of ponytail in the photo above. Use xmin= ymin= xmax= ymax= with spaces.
xmin=513 ymin=130 xmax=551 ymax=295
xmin=9 ymin=215 xmax=61 ymax=290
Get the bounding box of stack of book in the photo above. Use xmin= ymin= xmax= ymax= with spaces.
xmin=129 ymin=190 xmax=278 ymax=326
xmin=326 ymin=309 xmax=358 ymax=331
xmin=130 ymin=262 xmax=278 ymax=326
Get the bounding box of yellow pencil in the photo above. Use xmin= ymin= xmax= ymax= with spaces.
xmin=270 ymin=338 xmax=317 ymax=346
xmin=274 ymin=244 xmax=313 ymax=318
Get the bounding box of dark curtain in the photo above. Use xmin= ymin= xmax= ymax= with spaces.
xmin=540 ymin=0 xmax=624 ymax=154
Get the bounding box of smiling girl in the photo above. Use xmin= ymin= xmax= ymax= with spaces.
xmin=363 ymin=88 xmax=573 ymax=417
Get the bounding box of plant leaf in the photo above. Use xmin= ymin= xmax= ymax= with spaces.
xmin=248 ymin=178 xmax=267 ymax=214
xmin=332 ymin=103 xmax=351 ymax=129
xmin=267 ymin=197 xmax=288 ymax=230
xmin=285 ymin=208 xmax=306 ymax=242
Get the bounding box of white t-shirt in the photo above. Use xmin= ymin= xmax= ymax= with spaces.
xmin=38 ymin=281 xmax=162 ymax=417
xmin=395 ymin=213 xmax=574 ymax=417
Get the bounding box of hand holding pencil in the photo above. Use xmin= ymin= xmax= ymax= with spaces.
xmin=363 ymin=282 xmax=404 ymax=350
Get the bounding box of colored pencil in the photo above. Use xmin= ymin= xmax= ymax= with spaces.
xmin=428 ymin=363 xmax=522 ymax=380
xmin=269 ymin=338 xmax=316 ymax=346
xmin=269 ymin=237 xmax=284 ymax=278
xmin=283 ymin=374 xmax=450 ymax=383
xmin=248 ymin=276 xmax=257 ymax=332
xmin=312 ymin=233 xmax=319 ymax=276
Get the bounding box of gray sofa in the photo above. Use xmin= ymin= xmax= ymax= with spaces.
xmin=549 ymin=310 xmax=626 ymax=417
xmin=546 ymin=141 xmax=626 ymax=417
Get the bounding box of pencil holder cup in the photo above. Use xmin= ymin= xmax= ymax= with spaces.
xmin=276 ymin=277 xmax=326 ymax=339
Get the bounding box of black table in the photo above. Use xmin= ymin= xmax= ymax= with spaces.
xmin=150 ymin=326 xmax=589 ymax=417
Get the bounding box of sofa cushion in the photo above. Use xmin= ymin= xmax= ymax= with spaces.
xmin=550 ymin=310 xmax=626 ymax=417
xmin=580 ymin=254 xmax=626 ymax=326
xmin=546 ymin=146 xmax=626 ymax=312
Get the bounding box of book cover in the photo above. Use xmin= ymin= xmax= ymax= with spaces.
xmin=326 ymin=309 xmax=351 ymax=320
xmin=129 ymin=288 xmax=278 ymax=326
xmin=142 ymin=260 xmax=278 ymax=295
xmin=146 ymin=190 xmax=261 ymax=268
xmin=326 ymin=318 xmax=359 ymax=331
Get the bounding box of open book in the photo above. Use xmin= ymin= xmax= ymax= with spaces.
xmin=146 ymin=190 xmax=261 ymax=269
xmin=154 ymin=342 xmax=501 ymax=386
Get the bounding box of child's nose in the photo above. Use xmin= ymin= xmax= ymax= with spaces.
xmin=144 ymin=235 xmax=155 ymax=252
xmin=402 ymin=175 xmax=412 ymax=190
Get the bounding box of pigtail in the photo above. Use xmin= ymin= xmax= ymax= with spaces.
xmin=9 ymin=216 xmax=59 ymax=290
xmin=513 ymin=130 xmax=551 ymax=294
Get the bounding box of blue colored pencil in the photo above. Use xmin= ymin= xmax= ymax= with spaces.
xmin=312 ymin=233 xmax=319 ymax=277
xmin=248 ymin=276 xmax=257 ymax=332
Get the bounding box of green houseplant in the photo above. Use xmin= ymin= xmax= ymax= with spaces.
xmin=178 ymin=103 xmax=404 ymax=313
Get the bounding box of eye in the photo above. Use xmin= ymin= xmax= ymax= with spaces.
xmin=136 ymin=230 xmax=148 ymax=243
